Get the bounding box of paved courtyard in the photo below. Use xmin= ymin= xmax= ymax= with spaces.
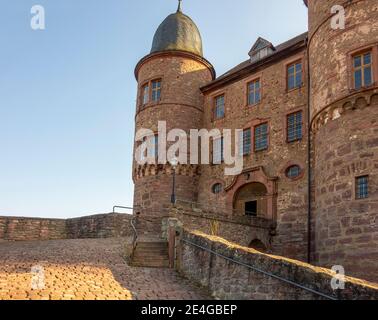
xmin=0 ymin=238 xmax=211 ymax=300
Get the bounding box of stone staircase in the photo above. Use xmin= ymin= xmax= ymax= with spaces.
xmin=130 ymin=241 xmax=169 ymax=268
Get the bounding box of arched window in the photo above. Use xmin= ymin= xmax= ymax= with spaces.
xmin=286 ymin=165 xmax=302 ymax=179
xmin=212 ymin=183 xmax=223 ymax=194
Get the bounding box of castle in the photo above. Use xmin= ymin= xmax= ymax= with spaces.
xmin=132 ymin=0 xmax=378 ymax=283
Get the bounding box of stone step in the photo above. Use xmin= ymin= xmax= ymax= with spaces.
xmin=133 ymin=257 xmax=168 ymax=262
xmin=136 ymin=242 xmax=168 ymax=248
xmin=130 ymin=261 xmax=169 ymax=268
xmin=130 ymin=241 xmax=170 ymax=268
xmin=134 ymin=248 xmax=168 ymax=254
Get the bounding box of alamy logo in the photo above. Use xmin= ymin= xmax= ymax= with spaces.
xmin=330 ymin=5 xmax=345 ymax=30
xmin=31 ymin=265 xmax=45 ymax=290
xmin=31 ymin=5 xmax=45 ymax=30
xmin=331 ymin=265 xmax=345 ymax=290
xmin=135 ymin=121 xmax=244 ymax=176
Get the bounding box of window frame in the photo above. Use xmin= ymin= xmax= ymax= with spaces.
xmin=247 ymin=78 xmax=262 ymax=106
xmin=286 ymin=59 xmax=303 ymax=92
xmin=213 ymin=94 xmax=226 ymax=121
xmin=212 ymin=136 xmax=224 ymax=164
xmin=286 ymin=165 xmax=302 ymax=179
xmin=352 ymin=51 xmax=373 ymax=90
xmin=139 ymin=77 xmax=163 ymax=108
xmin=212 ymin=183 xmax=223 ymax=194
xmin=287 ymin=111 xmax=303 ymax=143
xmin=253 ymin=122 xmax=269 ymax=152
xmin=151 ymin=78 xmax=162 ymax=102
xmin=141 ymin=82 xmax=150 ymax=105
xmin=348 ymin=44 xmax=378 ymax=91
xmin=355 ymin=175 xmax=369 ymax=200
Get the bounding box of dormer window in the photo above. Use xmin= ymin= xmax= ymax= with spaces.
xmin=249 ymin=37 xmax=275 ymax=63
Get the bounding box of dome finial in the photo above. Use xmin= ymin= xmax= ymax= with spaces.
xmin=177 ymin=0 xmax=182 ymax=13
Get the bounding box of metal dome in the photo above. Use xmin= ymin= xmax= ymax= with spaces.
xmin=150 ymin=6 xmax=203 ymax=57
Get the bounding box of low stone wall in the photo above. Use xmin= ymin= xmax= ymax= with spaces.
xmin=169 ymin=205 xmax=274 ymax=248
xmin=0 ymin=217 xmax=66 ymax=241
xmin=177 ymin=230 xmax=378 ymax=300
xmin=0 ymin=213 xmax=133 ymax=241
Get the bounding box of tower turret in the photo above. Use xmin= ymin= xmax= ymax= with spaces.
xmin=133 ymin=3 xmax=215 ymax=235
xmin=307 ymin=0 xmax=378 ymax=282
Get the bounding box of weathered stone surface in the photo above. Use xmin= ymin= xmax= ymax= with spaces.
xmin=178 ymin=230 xmax=378 ymax=300
xmin=0 ymin=238 xmax=210 ymax=300
xmin=0 ymin=213 xmax=133 ymax=241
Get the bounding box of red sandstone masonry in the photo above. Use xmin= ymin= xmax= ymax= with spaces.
xmin=0 ymin=213 xmax=133 ymax=241
xmin=178 ymin=230 xmax=378 ymax=300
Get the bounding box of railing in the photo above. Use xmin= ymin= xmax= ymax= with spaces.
xmin=174 ymin=198 xmax=275 ymax=230
xmin=112 ymin=205 xmax=140 ymax=260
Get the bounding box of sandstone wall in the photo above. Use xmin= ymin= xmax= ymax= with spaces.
xmin=199 ymin=42 xmax=309 ymax=261
xmin=0 ymin=213 xmax=133 ymax=241
xmin=168 ymin=205 xmax=274 ymax=248
xmin=308 ymin=0 xmax=378 ymax=282
xmin=133 ymin=52 xmax=214 ymax=234
xmin=0 ymin=217 xmax=66 ymax=241
xmin=178 ymin=230 xmax=378 ymax=300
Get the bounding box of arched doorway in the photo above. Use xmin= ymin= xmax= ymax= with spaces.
xmin=233 ymin=182 xmax=268 ymax=217
xmin=249 ymin=239 xmax=267 ymax=252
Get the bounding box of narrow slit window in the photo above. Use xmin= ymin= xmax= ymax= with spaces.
xmin=356 ymin=176 xmax=369 ymax=199
xmin=214 ymin=95 xmax=225 ymax=119
xmin=142 ymin=84 xmax=149 ymax=105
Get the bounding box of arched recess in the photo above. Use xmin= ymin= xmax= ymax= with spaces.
xmin=249 ymin=239 xmax=267 ymax=252
xmin=225 ymin=166 xmax=278 ymax=221
xmin=233 ymin=182 xmax=268 ymax=216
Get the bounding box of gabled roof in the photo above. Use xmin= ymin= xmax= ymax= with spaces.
xmin=248 ymin=37 xmax=275 ymax=57
xmin=201 ymin=32 xmax=308 ymax=93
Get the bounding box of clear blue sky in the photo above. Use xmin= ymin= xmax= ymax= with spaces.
xmin=0 ymin=0 xmax=308 ymax=218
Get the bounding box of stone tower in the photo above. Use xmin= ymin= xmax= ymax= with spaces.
xmin=306 ymin=0 xmax=378 ymax=281
xmin=133 ymin=3 xmax=215 ymax=235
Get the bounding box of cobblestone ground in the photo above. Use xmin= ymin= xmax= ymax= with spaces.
xmin=0 ymin=238 xmax=211 ymax=300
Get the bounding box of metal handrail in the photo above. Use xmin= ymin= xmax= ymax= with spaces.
xmin=130 ymin=215 xmax=138 ymax=260
xmin=181 ymin=238 xmax=337 ymax=300
xmin=112 ymin=206 xmax=136 ymax=214
xmin=112 ymin=205 xmax=140 ymax=261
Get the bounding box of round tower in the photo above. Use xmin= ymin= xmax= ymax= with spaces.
xmin=133 ymin=3 xmax=215 ymax=235
xmin=307 ymin=0 xmax=378 ymax=282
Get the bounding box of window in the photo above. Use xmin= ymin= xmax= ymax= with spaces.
xmin=286 ymin=165 xmax=302 ymax=179
xmin=142 ymin=84 xmax=149 ymax=105
xmin=287 ymin=61 xmax=302 ymax=90
xmin=213 ymin=137 xmax=224 ymax=164
xmin=247 ymin=79 xmax=261 ymax=105
xmin=214 ymin=95 xmax=225 ymax=119
xmin=151 ymin=79 xmax=161 ymax=102
xmin=254 ymin=123 xmax=268 ymax=151
xmin=287 ymin=111 xmax=303 ymax=142
xmin=239 ymin=129 xmax=251 ymax=156
xmin=212 ymin=183 xmax=223 ymax=194
xmin=353 ymin=51 xmax=373 ymax=89
xmin=146 ymin=135 xmax=158 ymax=159
xmin=356 ymin=176 xmax=369 ymax=199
